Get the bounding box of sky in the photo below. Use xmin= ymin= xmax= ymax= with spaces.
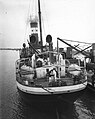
xmin=1 ymin=0 xmax=95 ymax=48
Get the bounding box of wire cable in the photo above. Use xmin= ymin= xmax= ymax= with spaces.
xmin=23 ymin=0 xmax=32 ymax=44
xmin=62 ymin=39 xmax=92 ymax=45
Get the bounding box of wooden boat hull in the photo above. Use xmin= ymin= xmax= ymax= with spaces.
xmin=16 ymin=81 xmax=87 ymax=103
xmin=16 ymin=81 xmax=87 ymax=95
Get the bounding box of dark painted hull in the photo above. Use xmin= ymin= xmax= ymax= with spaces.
xmin=87 ymin=83 xmax=95 ymax=92
xmin=17 ymin=87 xmax=86 ymax=104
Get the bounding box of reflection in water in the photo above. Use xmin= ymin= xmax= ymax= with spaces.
xmin=74 ymin=90 xmax=95 ymax=119
xmin=1 ymin=51 xmax=95 ymax=119
xmin=11 ymin=91 xmax=75 ymax=119
xmin=9 ymin=91 xmax=58 ymax=119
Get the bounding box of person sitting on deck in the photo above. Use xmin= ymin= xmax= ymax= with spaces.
xmin=20 ymin=43 xmax=33 ymax=59
xmin=48 ymin=68 xmax=58 ymax=83
xmin=36 ymin=54 xmax=44 ymax=67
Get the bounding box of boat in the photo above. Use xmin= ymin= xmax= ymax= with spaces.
xmin=87 ymin=69 xmax=95 ymax=92
xmin=84 ymin=43 xmax=95 ymax=92
xmin=15 ymin=0 xmax=87 ymax=102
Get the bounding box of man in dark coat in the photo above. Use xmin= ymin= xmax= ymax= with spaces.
xmin=20 ymin=43 xmax=27 ymax=58
xmin=92 ymin=69 xmax=95 ymax=86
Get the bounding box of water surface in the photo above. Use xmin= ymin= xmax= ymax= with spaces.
xmin=0 ymin=50 xmax=95 ymax=119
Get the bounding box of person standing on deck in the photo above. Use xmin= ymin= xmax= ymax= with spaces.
xmin=20 ymin=43 xmax=27 ymax=58
xmin=92 ymin=69 xmax=95 ymax=86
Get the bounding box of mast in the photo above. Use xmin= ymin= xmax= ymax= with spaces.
xmin=38 ymin=0 xmax=43 ymax=52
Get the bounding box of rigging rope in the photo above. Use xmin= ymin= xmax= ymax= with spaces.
xmin=23 ymin=0 xmax=38 ymax=43
xmin=23 ymin=0 xmax=32 ymax=44
xmin=62 ymin=39 xmax=92 ymax=45
xmin=42 ymin=0 xmax=50 ymax=36
xmin=42 ymin=16 xmax=46 ymax=38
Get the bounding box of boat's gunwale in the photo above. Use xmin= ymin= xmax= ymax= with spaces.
xmin=16 ymin=81 xmax=87 ymax=95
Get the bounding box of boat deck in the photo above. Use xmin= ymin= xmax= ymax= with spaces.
xmin=15 ymin=57 xmax=87 ymax=89
xmin=16 ymin=73 xmax=85 ymax=88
